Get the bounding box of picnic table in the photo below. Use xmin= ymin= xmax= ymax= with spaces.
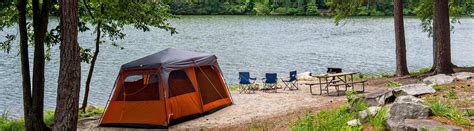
xmin=306 ymin=72 xmax=366 ymax=96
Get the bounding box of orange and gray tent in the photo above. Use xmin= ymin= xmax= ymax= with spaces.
xmin=99 ymin=48 xmax=233 ymax=128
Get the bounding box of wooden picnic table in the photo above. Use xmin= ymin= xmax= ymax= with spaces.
xmin=307 ymin=72 xmax=366 ymax=96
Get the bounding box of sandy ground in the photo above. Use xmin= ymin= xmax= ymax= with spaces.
xmin=77 ymin=80 xmax=388 ymax=130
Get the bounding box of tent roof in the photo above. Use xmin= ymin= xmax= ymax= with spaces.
xmin=121 ymin=48 xmax=216 ymax=70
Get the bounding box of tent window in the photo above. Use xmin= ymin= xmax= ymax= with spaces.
xmin=169 ymin=70 xmax=195 ymax=97
xmin=116 ymin=73 xmax=160 ymax=101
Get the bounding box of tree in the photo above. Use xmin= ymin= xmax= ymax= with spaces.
xmin=1 ymin=0 xmax=52 ymax=130
xmin=53 ymin=0 xmax=81 ymax=129
xmin=78 ymin=0 xmax=176 ymax=112
xmin=432 ymin=0 xmax=453 ymax=74
xmin=393 ymin=0 xmax=409 ymax=76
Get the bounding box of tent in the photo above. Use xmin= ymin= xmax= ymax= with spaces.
xmin=99 ymin=48 xmax=233 ymax=128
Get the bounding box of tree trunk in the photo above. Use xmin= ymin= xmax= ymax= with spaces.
xmin=393 ymin=0 xmax=409 ymax=76
xmin=433 ymin=0 xmax=453 ymax=74
xmin=53 ymin=0 xmax=81 ymax=129
xmin=32 ymin=0 xmax=51 ymax=130
xmin=81 ymin=22 xmax=101 ymax=112
xmin=16 ymin=0 xmax=33 ymax=129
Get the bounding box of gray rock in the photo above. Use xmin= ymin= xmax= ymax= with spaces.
xmin=404 ymin=119 xmax=462 ymax=131
xmin=452 ymin=72 xmax=474 ymax=80
xmin=423 ymin=74 xmax=455 ymax=85
xmin=392 ymin=84 xmax=436 ymax=97
xmin=358 ymin=110 xmax=368 ymax=120
xmin=387 ymin=96 xmax=431 ymax=130
xmin=367 ymin=106 xmax=381 ymax=116
xmin=347 ymin=119 xmax=361 ymax=126
xmin=364 ymin=89 xmax=394 ymax=107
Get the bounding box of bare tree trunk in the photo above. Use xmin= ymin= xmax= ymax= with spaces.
xmin=394 ymin=0 xmax=409 ymax=76
xmin=53 ymin=0 xmax=81 ymax=129
xmin=16 ymin=0 xmax=33 ymax=129
xmin=433 ymin=0 xmax=453 ymax=74
xmin=32 ymin=0 xmax=51 ymax=130
xmin=81 ymin=22 xmax=101 ymax=112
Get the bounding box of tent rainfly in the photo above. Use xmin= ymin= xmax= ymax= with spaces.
xmin=99 ymin=48 xmax=233 ymax=128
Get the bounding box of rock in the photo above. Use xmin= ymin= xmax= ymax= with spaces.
xmin=367 ymin=106 xmax=381 ymax=116
xmin=358 ymin=110 xmax=368 ymax=119
xmin=387 ymin=96 xmax=431 ymax=130
xmin=347 ymin=119 xmax=361 ymax=126
xmin=423 ymin=74 xmax=455 ymax=85
xmin=452 ymin=72 xmax=474 ymax=80
xmin=364 ymin=89 xmax=394 ymax=106
xmin=297 ymin=72 xmax=313 ymax=81
xmin=404 ymin=119 xmax=462 ymax=131
xmin=392 ymin=84 xmax=436 ymax=97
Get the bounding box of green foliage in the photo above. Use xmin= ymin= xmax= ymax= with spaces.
xmin=270 ymin=7 xmax=288 ymax=15
xmin=292 ymin=105 xmax=363 ymax=130
xmin=0 ymin=111 xmax=24 ymax=131
xmin=446 ymin=90 xmax=458 ymax=99
xmin=306 ymin=2 xmax=319 ymax=15
xmin=79 ymin=107 xmax=105 ymax=118
xmin=43 ymin=110 xmax=55 ymax=127
xmin=386 ymin=81 xmax=401 ymax=87
xmin=253 ymin=2 xmax=270 ymax=15
xmin=466 ymin=109 xmax=474 ymax=116
xmin=228 ymin=84 xmax=239 ymax=91
xmin=367 ymin=107 xmax=388 ymax=130
xmin=410 ymin=66 xmax=432 ymax=76
xmin=426 ymin=101 xmax=470 ymax=126
xmin=432 ymin=85 xmax=448 ymax=91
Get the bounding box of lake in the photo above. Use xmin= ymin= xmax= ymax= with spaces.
xmin=0 ymin=16 xmax=473 ymax=117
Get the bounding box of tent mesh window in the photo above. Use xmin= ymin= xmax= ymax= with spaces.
xmin=195 ymin=66 xmax=228 ymax=105
xmin=116 ymin=73 xmax=160 ymax=101
xmin=169 ymin=70 xmax=196 ymax=97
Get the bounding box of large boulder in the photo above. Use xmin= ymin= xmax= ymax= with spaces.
xmin=391 ymin=84 xmax=436 ymax=97
xmin=452 ymin=72 xmax=474 ymax=80
xmin=404 ymin=119 xmax=462 ymax=131
xmin=297 ymin=72 xmax=313 ymax=81
xmin=423 ymin=74 xmax=455 ymax=85
xmin=387 ymin=96 xmax=431 ymax=130
xmin=364 ymin=89 xmax=394 ymax=107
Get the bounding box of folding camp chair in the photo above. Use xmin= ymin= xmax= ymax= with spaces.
xmin=238 ymin=72 xmax=257 ymax=93
xmin=262 ymin=73 xmax=278 ymax=92
xmin=281 ymin=71 xmax=298 ymax=90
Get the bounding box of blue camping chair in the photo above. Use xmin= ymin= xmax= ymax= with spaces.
xmin=281 ymin=71 xmax=298 ymax=90
xmin=238 ymin=72 xmax=257 ymax=93
xmin=262 ymin=73 xmax=278 ymax=92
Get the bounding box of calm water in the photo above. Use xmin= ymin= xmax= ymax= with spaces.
xmin=1 ymin=16 xmax=473 ymax=117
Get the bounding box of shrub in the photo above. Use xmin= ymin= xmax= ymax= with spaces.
xmin=270 ymin=7 xmax=287 ymax=15
xmin=306 ymin=3 xmax=319 ymax=15
xmin=386 ymin=81 xmax=401 ymax=87
xmin=44 ymin=110 xmax=55 ymax=127
xmin=292 ymin=105 xmax=361 ymax=130
xmin=0 ymin=111 xmax=24 ymax=131
xmin=287 ymin=7 xmax=305 ymax=15
xmin=253 ymin=3 xmax=270 ymax=15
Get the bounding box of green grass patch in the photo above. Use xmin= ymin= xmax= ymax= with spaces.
xmin=446 ymin=90 xmax=458 ymax=99
xmin=0 ymin=111 xmax=24 ymax=131
xmin=291 ymin=105 xmax=363 ymax=130
xmin=367 ymin=107 xmax=389 ymax=130
xmin=353 ymin=72 xmax=394 ymax=81
xmin=44 ymin=110 xmax=55 ymax=127
xmin=410 ymin=66 xmax=432 ymax=77
xmin=426 ymin=101 xmax=470 ymax=126
xmin=228 ymin=84 xmax=239 ymax=91
xmin=432 ymin=85 xmax=448 ymax=91
xmin=386 ymin=81 xmax=401 ymax=87
xmin=463 ymin=87 xmax=474 ymax=92
xmin=79 ymin=107 xmax=105 ymax=118
xmin=466 ymin=109 xmax=474 ymax=117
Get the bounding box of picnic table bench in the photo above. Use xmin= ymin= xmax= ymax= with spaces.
xmin=306 ymin=72 xmax=367 ymax=96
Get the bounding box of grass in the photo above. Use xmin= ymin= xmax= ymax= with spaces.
xmin=0 ymin=106 xmax=105 ymax=130
xmin=386 ymin=81 xmax=401 ymax=87
xmin=0 ymin=111 xmax=24 ymax=131
xmin=432 ymin=85 xmax=448 ymax=91
xmin=228 ymin=84 xmax=239 ymax=91
xmin=291 ymin=105 xmax=363 ymax=131
xmin=425 ymin=100 xmax=470 ymax=126
xmin=353 ymin=72 xmax=393 ymax=81
xmin=463 ymin=87 xmax=474 ymax=92
xmin=446 ymin=90 xmax=458 ymax=99
xmin=410 ymin=66 xmax=432 ymax=77
xmin=367 ymin=107 xmax=389 ymax=130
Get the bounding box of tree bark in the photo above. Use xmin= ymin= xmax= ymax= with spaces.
xmin=393 ymin=0 xmax=409 ymax=76
xmin=53 ymin=0 xmax=81 ymax=130
xmin=81 ymin=22 xmax=101 ymax=112
xmin=433 ymin=0 xmax=453 ymax=74
xmin=16 ymin=0 xmax=33 ymax=129
xmin=32 ymin=0 xmax=51 ymax=130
